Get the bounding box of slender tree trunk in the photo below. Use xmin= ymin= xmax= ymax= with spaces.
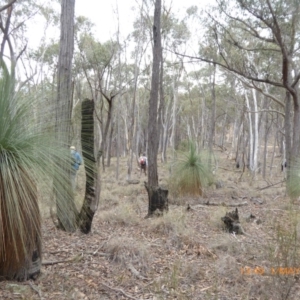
xmin=262 ymin=110 xmax=269 ymax=179
xmin=269 ymin=130 xmax=278 ymax=178
xmin=107 ymin=120 xmax=114 ymax=167
xmin=116 ymin=93 xmax=121 ymax=180
xmin=285 ymin=91 xmax=292 ymax=170
xmin=147 ymin=0 xmax=161 ymax=188
xmin=200 ymin=93 xmax=205 ymax=148
xmin=158 ymin=47 xmax=165 ymax=161
xmin=245 ymin=92 xmax=253 ymax=170
xmin=100 ymin=94 xmax=113 ymax=172
xmin=219 ymin=110 xmax=227 ymax=148
xmin=146 ymin=0 xmax=168 ymax=216
xmin=170 ymin=75 xmax=178 ymax=153
xmin=55 ymin=0 xmax=77 ymax=232
xmin=252 ymin=89 xmax=259 ymax=174
xmin=208 ymin=63 xmax=216 ymax=163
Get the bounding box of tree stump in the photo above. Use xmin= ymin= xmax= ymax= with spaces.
xmin=221 ymin=208 xmax=242 ymax=234
xmin=145 ymin=183 xmax=168 ymax=217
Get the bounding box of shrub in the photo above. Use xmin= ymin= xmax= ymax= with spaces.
xmin=169 ymin=142 xmax=214 ymax=197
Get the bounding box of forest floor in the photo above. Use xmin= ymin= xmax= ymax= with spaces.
xmin=1 ymin=146 xmax=300 ymax=300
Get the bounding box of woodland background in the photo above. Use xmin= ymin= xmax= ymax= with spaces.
xmin=3 ymin=0 xmax=295 ymax=174
xmin=1 ymin=0 xmax=300 ymax=299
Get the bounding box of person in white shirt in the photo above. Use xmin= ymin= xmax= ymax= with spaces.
xmin=138 ymin=153 xmax=147 ymax=175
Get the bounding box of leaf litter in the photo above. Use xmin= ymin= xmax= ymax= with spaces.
xmin=1 ymin=149 xmax=300 ymax=299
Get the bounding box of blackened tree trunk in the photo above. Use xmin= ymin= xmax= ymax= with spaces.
xmin=146 ymin=0 xmax=168 ymax=216
xmin=78 ymin=99 xmax=100 ymax=234
xmin=145 ymin=183 xmax=168 ymax=215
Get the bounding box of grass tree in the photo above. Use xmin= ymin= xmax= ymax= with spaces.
xmin=169 ymin=142 xmax=214 ymax=198
xmin=0 ymin=60 xmax=73 ymax=281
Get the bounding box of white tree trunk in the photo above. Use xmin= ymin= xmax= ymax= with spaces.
xmin=245 ymin=92 xmax=254 ymax=170
xmin=252 ymin=88 xmax=259 ymax=173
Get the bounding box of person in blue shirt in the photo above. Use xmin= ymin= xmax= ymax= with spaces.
xmin=70 ymin=146 xmax=82 ymax=191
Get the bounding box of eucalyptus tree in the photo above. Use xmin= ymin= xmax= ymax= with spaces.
xmin=159 ymin=7 xmax=191 ymax=158
xmin=0 ymin=0 xmax=25 ymax=71
xmin=145 ymin=0 xmax=169 ymax=216
xmin=55 ymin=0 xmax=77 ymax=231
xmin=148 ymin=0 xmax=161 ymax=189
xmin=131 ymin=5 xmax=153 ymax=160
xmin=132 ymin=1 xmax=192 ymax=162
xmin=75 ymin=28 xmax=124 ymax=171
xmin=125 ymin=2 xmax=149 ymax=180
xmin=0 ymin=0 xmax=57 ymax=77
xmin=181 ymin=0 xmax=300 ymax=180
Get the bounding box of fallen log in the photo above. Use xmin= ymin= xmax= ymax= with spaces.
xmin=200 ymin=200 xmax=248 ymax=207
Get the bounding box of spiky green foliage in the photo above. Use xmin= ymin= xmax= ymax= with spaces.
xmin=169 ymin=142 xmax=214 ymax=197
xmin=0 ymin=60 xmax=74 ymax=280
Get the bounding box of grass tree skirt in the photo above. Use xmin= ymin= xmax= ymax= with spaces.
xmin=0 ymin=169 xmax=41 ymax=281
xmin=145 ymin=183 xmax=169 ymax=216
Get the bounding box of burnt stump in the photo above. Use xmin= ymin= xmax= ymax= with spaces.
xmin=221 ymin=208 xmax=242 ymax=234
xmin=145 ymin=183 xmax=168 ymax=217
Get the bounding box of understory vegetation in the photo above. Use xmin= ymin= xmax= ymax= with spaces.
xmin=1 ymin=147 xmax=300 ymax=299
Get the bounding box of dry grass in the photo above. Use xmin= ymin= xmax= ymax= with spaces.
xmin=103 ymin=236 xmax=151 ymax=271
xmin=147 ymin=208 xmax=199 ymax=249
xmin=2 ymin=148 xmax=300 ymax=299
xmin=98 ymin=201 xmax=141 ymax=226
xmin=208 ymin=206 xmax=228 ymax=230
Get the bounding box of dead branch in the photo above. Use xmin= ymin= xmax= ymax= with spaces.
xmin=0 ymin=0 xmax=17 ymax=13
xmin=28 ymin=281 xmax=42 ymax=299
xmin=218 ymin=166 xmax=235 ymax=172
xmin=257 ymin=180 xmax=285 ymax=191
xmin=86 ymin=251 xmax=109 ymax=257
xmin=200 ymin=200 xmax=248 ymax=207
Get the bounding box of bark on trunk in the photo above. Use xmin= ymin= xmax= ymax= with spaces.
xmin=208 ymin=64 xmax=216 ymax=158
xmin=145 ymin=183 xmax=168 ymax=216
xmin=78 ymin=99 xmax=100 ymax=234
xmin=55 ymin=0 xmax=77 ymax=232
xmin=147 ymin=0 xmax=161 ymax=188
xmin=106 ymin=120 xmax=114 ymax=167
xmin=145 ymin=0 xmax=168 ymax=217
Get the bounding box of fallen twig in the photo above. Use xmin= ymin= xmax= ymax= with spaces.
xmin=100 ymin=281 xmax=138 ymax=300
xmin=199 ymin=201 xmax=248 ymax=207
xmin=42 ymin=254 xmax=82 ymax=266
xmin=28 ymin=280 xmax=42 ymax=299
xmin=126 ymin=263 xmax=149 ymax=280
xmin=200 ymin=286 xmax=212 ymax=292
xmin=257 ymin=180 xmax=285 ymax=191
xmin=218 ymin=166 xmax=235 ymax=172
